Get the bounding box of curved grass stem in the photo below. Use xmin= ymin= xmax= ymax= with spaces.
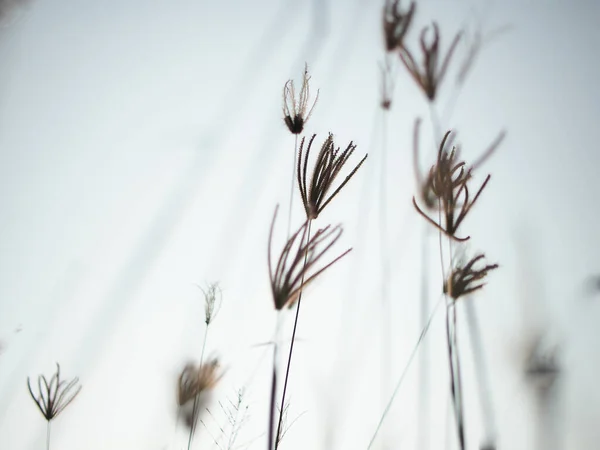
xmin=367 ymin=295 xmax=443 ymax=450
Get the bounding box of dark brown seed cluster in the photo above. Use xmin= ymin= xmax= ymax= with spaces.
xmin=444 ymin=254 xmax=499 ymax=299
xmin=412 ymin=122 xmax=491 ymax=242
xmin=382 ymin=0 xmax=416 ymax=52
xmin=297 ymin=133 xmax=368 ymax=220
xmin=27 ymin=363 xmax=81 ymax=422
xmin=267 ymin=206 xmax=352 ymax=311
xmin=282 ymin=63 xmax=319 ymax=135
xmin=399 ymin=23 xmax=462 ymax=101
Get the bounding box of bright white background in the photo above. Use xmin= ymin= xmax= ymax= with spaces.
xmin=0 ymin=0 xmax=599 ymax=449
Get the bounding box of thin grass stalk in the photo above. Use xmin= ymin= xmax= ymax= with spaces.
xmin=444 ymin=241 xmax=466 ymax=450
xmin=464 ymin=297 xmax=497 ymax=446
xmin=417 ymin=224 xmax=431 ymax=450
xmin=268 ymin=312 xmax=284 ymax=450
xmin=187 ymin=326 xmax=210 ymax=450
xmin=275 ymin=220 xmax=312 ymax=449
xmin=46 ymin=421 xmax=50 ymax=450
xmin=378 ymin=88 xmax=392 ymax=449
xmin=367 ymin=296 xmax=443 ymax=450
xmin=268 ymin=343 xmax=277 ymax=450
xmin=287 ymin=135 xmax=299 ymax=238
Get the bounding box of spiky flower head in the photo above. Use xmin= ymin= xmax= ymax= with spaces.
xmin=27 ymin=363 xmax=81 ymax=422
xmin=297 ymin=133 xmax=368 ymax=220
xmin=382 ymin=0 xmax=415 ymax=52
xmin=196 ymin=281 xmax=222 ymax=325
xmin=444 ymin=253 xmax=499 ymax=299
xmin=177 ymin=359 xmax=223 ymax=407
xmin=268 ymin=205 xmax=351 ymax=310
xmin=282 ymin=63 xmax=319 ymax=134
xmin=399 ymin=22 xmax=461 ymax=101
xmin=412 ymin=121 xmax=506 ymax=241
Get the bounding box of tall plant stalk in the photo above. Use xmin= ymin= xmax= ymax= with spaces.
xmin=267 ymin=313 xmax=283 ymax=450
xmin=187 ymin=326 xmax=209 ymax=450
xmin=287 ymin=135 xmax=299 ymax=238
xmin=275 ymin=220 xmax=312 ymax=449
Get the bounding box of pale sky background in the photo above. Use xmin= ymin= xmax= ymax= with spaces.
xmin=0 ymin=0 xmax=599 ymax=449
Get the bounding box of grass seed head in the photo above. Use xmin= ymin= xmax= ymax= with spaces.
xmin=27 ymin=363 xmax=81 ymax=422
xmin=177 ymin=359 xmax=223 ymax=407
xmin=412 ymin=120 xmax=498 ymax=241
xmin=267 ymin=205 xmax=352 ymax=310
xmin=443 ymin=253 xmax=499 ymax=299
xmin=283 ymin=63 xmax=319 ymax=134
xmin=399 ymin=22 xmax=461 ymax=101
xmin=382 ymin=0 xmax=416 ymax=52
xmin=197 ymin=281 xmax=222 ymax=325
xmin=297 ymin=133 xmax=368 ymax=220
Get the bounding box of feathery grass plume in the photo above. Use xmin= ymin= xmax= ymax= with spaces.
xmin=444 ymin=254 xmax=499 ymax=299
xmin=268 ymin=205 xmax=352 ymax=310
xmin=297 ymin=133 xmax=368 ymax=220
xmin=412 ymin=126 xmax=493 ymax=241
xmin=177 ymin=358 xmax=223 ymax=429
xmin=399 ymin=22 xmax=461 ymax=101
xmin=382 ymin=0 xmax=416 ymax=52
xmin=282 ymin=63 xmax=319 ymax=135
xmin=27 ymin=363 xmax=81 ymax=450
xmin=196 ymin=281 xmax=222 ymax=326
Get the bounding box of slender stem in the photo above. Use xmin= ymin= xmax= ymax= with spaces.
xmin=465 ymin=297 xmax=497 ymax=446
xmin=268 ymin=343 xmax=278 ymax=450
xmin=268 ymin=313 xmax=283 ymax=450
xmin=379 ymin=100 xmax=391 ymax=449
xmin=275 ymin=220 xmax=312 ymax=449
xmin=199 ymin=326 xmax=209 ymax=366
xmin=287 ymin=135 xmax=298 ymax=239
xmin=46 ymin=421 xmax=50 ymax=450
xmin=367 ymin=296 xmax=443 ymax=450
xmin=187 ymin=326 xmax=210 ymax=450
xmin=428 ymin=102 xmax=443 ymax=154
xmin=444 ymin=241 xmax=465 ymax=450
xmin=417 ymin=224 xmax=430 ymax=450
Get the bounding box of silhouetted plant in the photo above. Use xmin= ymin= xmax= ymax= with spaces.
xmin=267 ymin=205 xmax=351 ymax=311
xmin=444 ymin=254 xmax=499 ymax=299
xmin=27 ymin=363 xmax=81 ymax=450
xmin=267 ymin=205 xmax=351 ymax=450
xmin=412 ymin=126 xmax=492 ymax=241
xmin=282 ymin=63 xmax=319 ymax=135
xmin=177 ymin=358 xmax=223 ymax=432
xmin=382 ymin=0 xmax=416 ymax=52
xmin=399 ymin=22 xmax=461 ymax=101
xmin=297 ymin=133 xmax=368 ymax=221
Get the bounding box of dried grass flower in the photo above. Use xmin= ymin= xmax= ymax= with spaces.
xmin=27 ymin=363 xmax=81 ymax=421
xmin=444 ymin=253 xmax=498 ymax=299
xmin=382 ymin=0 xmax=416 ymax=52
xmin=268 ymin=205 xmax=351 ymax=310
xmin=195 ymin=282 xmax=222 ymax=325
xmin=297 ymin=133 xmax=368 ymax=220
xmin=412 ymin=121 xmax=503 ymax=241
xmin=399 ymin=22 xmax=461 ymax=101
xmin=177 ymin=358 xmax=224 ymax=429
xmin=282 ymin=63 xmax=319 ymax=134
xmin=177 ymin=363 xmax=201 ymax=407
xmin=177 ymin=359 xmax=223 ymax=407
